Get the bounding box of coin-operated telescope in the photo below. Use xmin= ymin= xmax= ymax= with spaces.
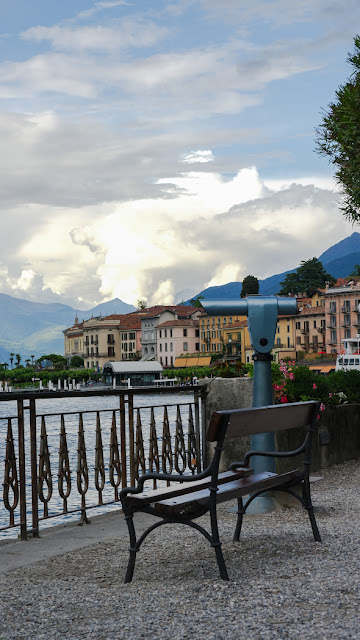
xmin=201 ymin=295 xmax=298 ymax=512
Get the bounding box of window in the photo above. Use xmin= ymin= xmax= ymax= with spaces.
xmin=129 ymin=332 xmax=135 ymax=340
xmin=296 ymin=336 xmax=301 ymax=345
xmin=108 ymin=334 xmax=115 ymax=344
xmin=313 ymin=320 xmax=317 ymax=328
xmin=165 ymin=356 xmax=168 ymax=366
xmin=202 ymin=344 xmax=205 ymax=352
xmin=165 ymin=329 xmax=167 ymax=338
xmin=287 ymin=325 xmax=290 ymax=333
xmin=212 ymin=330 xmax=216 ymax=338
xmin=121 ymin=332 xmax=127 ymax=341
xmin=195 ymin=343 xmax=200 ymax=351
xmin=171 ymin=356 xmax=173 ymax=366
xmin=345 ymin=329 xmax=351 ymax=338
xmin=159 ymin=330 xmax=162 ymax=338
xmin=183 ymin=328 xmax=188 ymax=337
xmin=229 ymin=317 xmax=233 ymax=325
xmin=183 ymin=342 xmax=188 ymax=351
xmin=330 ymin=316 xmax=336 ymax=328
xmin=170 ymin=342 xmax=173 ymax=351
xmin=217 ymin=343 xmax=222 ymax=351
xmin=195 ymin=329 xmax=199 ymax=337
xmin=165 ymin=343 xmax=168 ymax=351
xmin=330 ymin=330 xmax=337 ymax=344
xmin=330 ymin=301 xmax=336 ymax=313
xmin=287 ymin=337 xmax=290 ymax=348
xmin=343 ymin=300 xmax=350 ymax=312
xmin=108 ymin=346 xmax=115 ymax=357
xmin=276 ymin=337 xmax=281 ymax=346
xmin=296 ymin=322 xmax=300 ymax=330
xmin=160 ymin=344 xmax=162 ymax=352
xmin=170 ymin=329 xmax=173 ymax=337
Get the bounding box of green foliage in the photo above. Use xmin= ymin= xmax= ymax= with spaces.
xmin=315 ymin=35 xmax=360 ymax=222
xmin=279 ymin=258 xmax=335 ymax=296
xmin=189 ymin=295 xmax=205 ymax=308
xmin=210 ymin=361 xmax=248 ymax=378
xmin=273 ymin=360 xmax=360 ymax=407
xmin=241 ymin=275 xmax=259 ymax=298
xmin=349 ymin=263 xmax=360 ymax=278
xmin=70 ymin=355 xmax=84 ymax=368
xmin=137 ymin=299 xmax=147 ymax=309
xmin=38 ymin=354 xmax=67 ymax=370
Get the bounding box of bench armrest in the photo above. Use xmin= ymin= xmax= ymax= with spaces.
xmin=120 ymin=466 xmax=213 ymax=501
xmin=230 ymin=439 xmax=308 ymax=469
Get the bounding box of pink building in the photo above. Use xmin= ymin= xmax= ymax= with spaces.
xmin=156 ymin=319 xmax=200 ymax=367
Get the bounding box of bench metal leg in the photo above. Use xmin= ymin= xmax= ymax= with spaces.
xmin=233 ymin=497 xmax=244 ymax=542
xmin=302 ymin=479 xmax=322 ymax=542
xmin=209 ymin=501 xmax=229 ymax=581
xmin=124 ymin=511 xmax=137 ymax=584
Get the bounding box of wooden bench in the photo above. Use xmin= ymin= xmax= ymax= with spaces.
xmin=120 ymin=400 xmax=321 ymax=583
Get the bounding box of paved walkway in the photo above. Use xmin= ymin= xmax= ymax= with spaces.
xmin=0 ymin=459 xmax=359 ymax=640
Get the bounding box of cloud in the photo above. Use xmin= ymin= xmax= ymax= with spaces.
xmin=182 ymin=150 xmax=215 ymax=164
xmin=21 ymin=19 xmax=169 ymax=53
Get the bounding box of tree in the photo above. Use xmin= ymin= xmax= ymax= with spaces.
xmin=241 ymin=275 xmax=259 ymax=298
xmin=70 ymin=355 xmax=84 ymax=368
xmin=315 ymin=35 xmax=360 ymax=222
xmin=15 ymin=354 xmax=21 ymax=367
xmin=9 ymin=353 xmax=14 ymax=369
xmin=137 ymin=299 xmax=147 ymax=309
xmin=279 ymin=258 xmax=335 ymax=296
xmin=349 ymin=263 xmax=360 ymax=278
xmin=189 ymin=295 xmax=205 ymax=308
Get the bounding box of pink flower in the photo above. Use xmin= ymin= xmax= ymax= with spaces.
xmin=320 ymin=403 xmax=326 ymax=412
xmin=313 ymin=383 xmax=317 ymax=390
xmin=280 ymin=396 xmax=288 ymax=403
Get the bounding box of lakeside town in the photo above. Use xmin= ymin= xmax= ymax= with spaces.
xmin=62 ymin=279 xmax=360 ymax=378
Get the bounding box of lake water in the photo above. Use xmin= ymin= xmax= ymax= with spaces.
xmin=0 ymin=391 xmax=201 ymax=539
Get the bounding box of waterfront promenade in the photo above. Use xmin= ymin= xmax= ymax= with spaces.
xmin=0 ymin=458 xmax=359 ymax=640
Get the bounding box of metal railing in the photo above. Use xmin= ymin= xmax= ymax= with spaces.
xmin=0 ymin=387 xmax=206 ymax=540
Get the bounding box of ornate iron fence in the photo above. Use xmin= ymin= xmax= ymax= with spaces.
xmin=0 ymin=387 xmax=206 ymax=540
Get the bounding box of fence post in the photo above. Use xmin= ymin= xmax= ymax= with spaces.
xmin=128 ymin=392 xmax=135 ymax=486
xmin=29 ymin=398 xmax=39 ymax=537
xmin=17 ymin=399 xmax=27 ymax=541
xmin=120 ymin=393 xmax=127 ymax=488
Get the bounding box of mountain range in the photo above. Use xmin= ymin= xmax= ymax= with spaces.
xmin=1 ymin=232 xmax=360 ymax=363
xmin=0 ymin=296 xmax=135 ymax=363
xmin=191 ymin=232 xmax=360 ymax=301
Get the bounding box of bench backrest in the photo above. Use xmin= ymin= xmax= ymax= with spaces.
xmin=207 ymin=401 xmax=319 ymax=442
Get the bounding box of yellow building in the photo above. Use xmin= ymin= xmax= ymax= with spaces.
xmin=63 ymin=316 xmax=85 ymax=363
xmin=273 ymin=316 xmax=296 ymax=362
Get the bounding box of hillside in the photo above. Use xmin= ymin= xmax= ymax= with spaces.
xmin=0 ymin=295 xmax=136 ymax=361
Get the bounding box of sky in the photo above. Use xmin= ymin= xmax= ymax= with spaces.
xmin=0 ymin=0 xmax=359 ymax=309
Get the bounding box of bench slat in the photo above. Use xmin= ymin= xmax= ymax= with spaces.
xmin=124 ymin=468 xmax=253 ymax=507
xmin=153 ymin=470 xmax=300 ymax=515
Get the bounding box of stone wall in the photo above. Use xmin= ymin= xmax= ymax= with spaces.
xmin=202 ymin=378 xmax=360 ymax=473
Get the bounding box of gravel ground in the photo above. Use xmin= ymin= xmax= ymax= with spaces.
xmin=1 ymin=459 xmax=359 ymax=640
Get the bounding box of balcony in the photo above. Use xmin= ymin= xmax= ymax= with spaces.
xmin=329 ymin=307 xmax=337 ymax=314
xmin=301 ymin=328 xmax=309 ymax=334
xmin=317 ymin=327 xmax=325 ymax=333
xmin=341 ymin=305 xmax=351 ymax=313
xmin=327 ymin=324 xmax=337 ymax=329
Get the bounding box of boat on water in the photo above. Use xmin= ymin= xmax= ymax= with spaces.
xmin=336 ymin=334 xmax=360 ymax=371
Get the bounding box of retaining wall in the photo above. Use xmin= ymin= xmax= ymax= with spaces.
xmin=202 ymin=378 xmax=360 ymax=472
